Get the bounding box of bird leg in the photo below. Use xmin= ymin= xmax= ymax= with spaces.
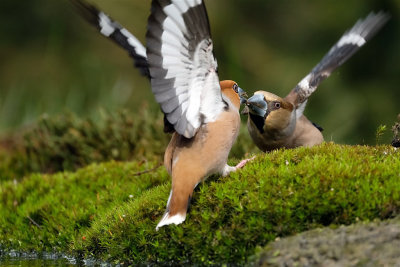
xmin=235 ymin=156 xmax=256 ymax=169
xmin=222 ymin=156 xmax=255 ymax=177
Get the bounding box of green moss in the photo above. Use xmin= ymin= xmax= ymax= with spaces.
xmin=0 ymin=160 xmax=168 ymax=252
xmin=0 ymin=143 xmax=399 ymax=264
xmin=0 ymin=109 xmax=170 ymax=181
xmin=0 ymin=111 xmax=258 ymax=182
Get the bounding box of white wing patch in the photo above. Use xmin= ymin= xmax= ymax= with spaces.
xmin=163 ymin=5 xmax=187 ymax=31
xmin=337 ymin=33 xmax=366 ymax=47
xmin=194 ymin=41 xmax=224 ymax=124
xmin=147 ymin=0 xmax=224 ymax=138
xmin=120 ymin=28 xmax=147 ymax=58
xmin=99 ymin=12 xmax=115 ymax=36
xmin=296 ymin=100 xmax=307 ymax=119
xmin=288 ymin=11 xmax=388 ymax=111
xmin=297 ymin=73 xmax=312 ymax=93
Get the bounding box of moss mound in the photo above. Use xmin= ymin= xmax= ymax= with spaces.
xmin=0 ymin=110 xmax=256 ymax=182
xmin=0 ymin=143 xmax=399 ymax=264
xmin=0 ymin=109 xmax=169 ymax=181
xmin=0 ymin=160 xmax=168 ymax=252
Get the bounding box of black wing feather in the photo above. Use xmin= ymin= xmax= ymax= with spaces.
xmin=69 ymin=0 xmax=150 ymax=78
xmin=286 ymin=11 xmax=389 ymax=108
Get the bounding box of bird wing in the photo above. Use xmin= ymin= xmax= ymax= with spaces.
xmin=285 ymin=11 xmax=389 ymax=116
xmin=146 ymin=0 xmax=225 ymax=138
xmin=70 ymin=0 xmax=150 ymax=78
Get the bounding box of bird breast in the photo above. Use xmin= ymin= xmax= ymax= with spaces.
xmin=164 ymin=107 xmax=240 ymax=179
xmin=247 ymin=109 xmax=297 ymax=152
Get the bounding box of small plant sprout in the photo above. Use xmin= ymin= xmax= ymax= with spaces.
xmin=375 ymin=124 xmax=387 ymax=145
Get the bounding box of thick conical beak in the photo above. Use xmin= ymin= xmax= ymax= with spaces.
xmin=246 ymin=94 xmax=268 ymax=117
xmin=238 ymin=87 xmax=248 ymax=105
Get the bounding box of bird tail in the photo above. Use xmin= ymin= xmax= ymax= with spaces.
xmin=155 ymin=189 xmax=191 ymax=230
xmin=156 ymin=212 xmax=186 ymax=231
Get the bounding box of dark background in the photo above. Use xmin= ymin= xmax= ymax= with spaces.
xmin=0 ymin=0 xmax=399 ymax=145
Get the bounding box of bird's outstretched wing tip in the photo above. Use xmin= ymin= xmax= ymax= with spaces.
xmin=69 ymin=0 xmax=149 ymax=78
xmin=288 ymin=10 xmax=389 ymax=108
xmin=69 ymin=0 xmax=100 ymax=27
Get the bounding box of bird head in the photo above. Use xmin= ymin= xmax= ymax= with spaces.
xmin=220 ymin=80 xmax=247 ymax=109
xmin=244 ymin=91 xmax=295 ymax=135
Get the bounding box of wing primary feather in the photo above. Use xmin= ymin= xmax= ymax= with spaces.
xmin=70 ymin=0 xmax=178 ymax=134
xmin=147 ymin=0 xmax=223 ymax=138
xmin=286 ymin=11 xmax=389 ymax=108
xmin=69 ymin=0 xmax=150 ymax=78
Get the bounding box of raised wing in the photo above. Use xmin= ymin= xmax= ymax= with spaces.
xmin=70 ymin=0 xmax=150 ymax=78
xmin=146 ymin=0 xmax=225 ymax=138
xmin=285 ymin=11 xmax=389 ymax=112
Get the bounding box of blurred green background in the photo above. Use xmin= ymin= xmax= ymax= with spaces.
xmin=0 ymin=0 xmax=399 ymax=145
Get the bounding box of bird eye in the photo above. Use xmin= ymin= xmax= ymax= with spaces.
xmin=233 ymin=83 xmax=239 ymax=93
xmin=274 ymin=102 xmax=281 ymax=109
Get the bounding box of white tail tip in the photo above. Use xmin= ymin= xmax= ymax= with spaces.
xmin=156 ymin=212 xmax=186 ymax=231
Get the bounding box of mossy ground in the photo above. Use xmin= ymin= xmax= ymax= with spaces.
xmin=0 ymin=143 xmax=399 ymax=265
xmin=0 ymin=109 xmax=170 ymax=180
xmin=0 ymin=110 xmax=257 ymax=182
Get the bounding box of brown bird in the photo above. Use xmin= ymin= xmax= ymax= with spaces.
xmin=69 ymin=0 xmax=250 ymax=229
xmin=70 ymin=0 xmax=250 ymax=229
xmin=244 ymin=12 xmax=389 ymax=152
xmin=146 ymin=0 xmax=251 ymax=230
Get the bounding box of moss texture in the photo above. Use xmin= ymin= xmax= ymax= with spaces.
xmin=0 ymin=109 xmax=169 ymax=181
xmin=0 ymin=110 xmax=258 ymax=182
xmin=0 ymin=143 xmax=399 ymax=264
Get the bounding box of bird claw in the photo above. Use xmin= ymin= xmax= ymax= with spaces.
xmin=235 ymin=156 xmax=256 ymax=169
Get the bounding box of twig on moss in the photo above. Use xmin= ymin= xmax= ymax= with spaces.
xmin=375 ymin=125 xmax=387 ymax=145
xmin=26 ymin=215 xmax=42 ymax=228
xmin=132 ymin=163 xmax=163 ymax=176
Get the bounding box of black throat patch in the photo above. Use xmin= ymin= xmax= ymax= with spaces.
xmin=249 ymin=113 xmax=265 ymax=134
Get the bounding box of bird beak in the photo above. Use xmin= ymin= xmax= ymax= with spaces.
xmin=238 ymin=87 xmax=248 ymax=105
xmin=246 ymin=94 xmax=268 ymax=117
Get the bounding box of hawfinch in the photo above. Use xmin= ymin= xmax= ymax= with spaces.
xmin=71 ymin=0 xmax=250 ymax=230
xmin=245 ymin=12 xmax=389 ymax=152
xmin=147 ymin=0 xmax=250 ymax=230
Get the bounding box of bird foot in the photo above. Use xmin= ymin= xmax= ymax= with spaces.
xmin=221 ymin=156 xmax=255 ymax=177
xmin=235 ymin=156 xmax=256 ymax=169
